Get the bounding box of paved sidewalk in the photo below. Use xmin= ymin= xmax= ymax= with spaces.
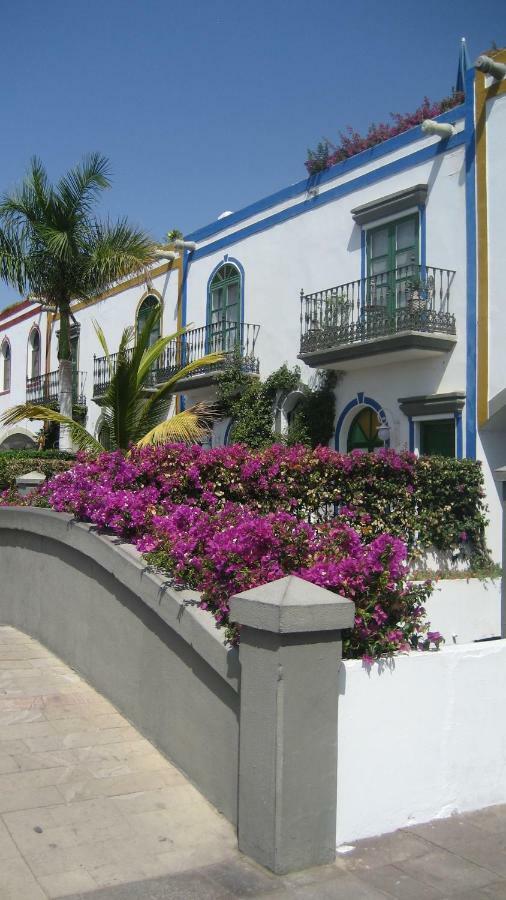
xmin=1 ymin=625 xmax=506 ymax=899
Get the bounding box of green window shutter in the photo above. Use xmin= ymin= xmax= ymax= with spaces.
xmin=367 ymin=214 xmax=419 ymax=313
xmin=209 ymin=264 xmax=241 ymax=352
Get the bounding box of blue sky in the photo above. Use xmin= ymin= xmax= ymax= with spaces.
xmin=0 ymin=0 xmax=503 ymax=308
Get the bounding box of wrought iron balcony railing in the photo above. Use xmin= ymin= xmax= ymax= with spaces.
xmin=299 ymin=265 xmax=456 ymax=356
xmin=93 ymin=321 xmax=260 ymax=396
xmin=26 ymin=370 xmax=87 ymax=406
xmin=93 ymin=348 xmax=136 ymax=398
xmin=157 ymin=321 xmax=260 ymax=382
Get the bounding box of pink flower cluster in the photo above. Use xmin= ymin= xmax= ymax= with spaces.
xmin=138 ymin=502 xmax=431 ymax=658
xmin=305 ymin=93 xmax=465 ymax=175
xmin=1 ymin=443 xmax=447 ymax=659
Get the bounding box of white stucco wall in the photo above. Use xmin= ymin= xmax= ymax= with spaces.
xmin=50 ymin=267 xmax=180 ymax=438
xmin=424 ymin=577 xmax=501 ymax=645
xmin=0 ymin=303 xmax=49 ymax=446
xmin=185 ymin=140 xmax=468 ymax=394
xmin=337 ymin=640 xmax=506 ymax=845
xmin=485 ymin=92 xmax=506 ymax=407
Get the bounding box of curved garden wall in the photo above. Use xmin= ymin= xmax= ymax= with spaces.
xmin=0 ymin=507 xmax=240 ymax=825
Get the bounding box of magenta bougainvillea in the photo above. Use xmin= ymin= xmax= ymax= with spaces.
xmin=305 ymin=92 xmax=465 ymax=175
xmin=0 ymin=443 xmax=450 ymax=660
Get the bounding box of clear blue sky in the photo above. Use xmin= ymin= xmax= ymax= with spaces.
xmin=0 ymin=0 xmax=503 ymax=308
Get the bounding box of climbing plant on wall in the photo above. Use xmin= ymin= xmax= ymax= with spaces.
xmin=215 ymin=357 xmax=336 ymax=449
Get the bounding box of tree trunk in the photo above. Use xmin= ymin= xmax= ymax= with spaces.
xmin=58 ymin=305 xmax=73 ymax=452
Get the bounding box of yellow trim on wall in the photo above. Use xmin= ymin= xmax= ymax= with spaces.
xmin=53 ymin=260 xmax=180 ymax=321
xmin=475 ymin=49 xmax=506 ymax=427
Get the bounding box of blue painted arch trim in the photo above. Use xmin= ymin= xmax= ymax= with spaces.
xmin=335 ymin=393 xmax=389 ymax=450
xmin=205 ymin=256 xmax=245 ymax=327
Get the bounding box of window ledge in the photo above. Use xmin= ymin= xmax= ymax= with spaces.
xmin=351 ymin=184 xmax=428 ymax=225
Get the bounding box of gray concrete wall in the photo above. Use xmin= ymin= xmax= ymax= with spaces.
xmin=0 ymin=507 xmax=356 ymax=874
xmin=0 ymin=507 xmax=240 ymax=824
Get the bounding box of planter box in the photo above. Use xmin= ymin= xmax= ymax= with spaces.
xmin=424 ymin=577 xmax=501 ymax=644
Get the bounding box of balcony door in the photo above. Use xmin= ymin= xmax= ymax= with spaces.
xmin=208 ymin=264 xmax=241 ymax=353
xmin=367 ymin=215 xmax=419 ymax=314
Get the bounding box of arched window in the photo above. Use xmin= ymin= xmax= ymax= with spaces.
xmin=29 ymin=327 xmax=41 ymax=379
xmin=136 ymin=295 xmax=161 ymax=347
xmin=347 ymin=407 xmax=383 ymax=452
xmin=1 ymin=340 xmax=11 ymax=393
xmin=208 ymin=263 xmax=241 ymax=352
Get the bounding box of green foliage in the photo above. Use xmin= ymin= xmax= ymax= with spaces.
xmin=216 ymin=359 xmax=336 ymax=449
xmin=0 ymin=451 xmax=74 ymax=490
xmin=286 ymin=371 xmax=337 ymax=448
xmin=3 ymin=305 xmax=221 ymax=452
xmin=166 ymin=229 xmax=183 ymax=242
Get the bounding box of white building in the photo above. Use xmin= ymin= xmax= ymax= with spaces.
xmin=1 ymin=48 xmax=505 ymax=559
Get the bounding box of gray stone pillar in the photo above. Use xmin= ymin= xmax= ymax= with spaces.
xmin=230 ymin=575 xmax=355 ymax=875
xmin=15 ymin=470 xmax=46 ymax=497
xmin=494 ymin=466 xmax=506 ymax=638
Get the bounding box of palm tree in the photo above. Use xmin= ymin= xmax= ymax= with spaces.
xmin=1 ymin=303 xmax=223 ymax=451
xmin=0 ymin=154 xmax=158 ymax=450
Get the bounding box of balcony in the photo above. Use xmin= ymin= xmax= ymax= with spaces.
xmin=26 ymin=370 xmax=87 ymax=407
xmin=298 ymin=265 xmax=457 ymax=370
xmin=93 ymin=321 xmax=260 ymax=399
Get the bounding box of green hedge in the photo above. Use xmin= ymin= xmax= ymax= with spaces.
xmin=0 ymin=450 xmax=75 ymax=490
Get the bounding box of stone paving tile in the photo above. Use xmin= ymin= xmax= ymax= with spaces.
xmin=334 ymin=828 xmax=433 ymax=871
xmin=395 ymin=846 xmax=498 ymax=895
xmin=353 ymin=863 xmax=445 ymax=898
xmin=66 ymin=870 xmax=237 ymax=899
xmin=0 ymin=854 xmax=48 ymax=899
xmin=2 ymin=625 xmax=506 ymax=900
xmin=409 ymin=816 xmax=506 ymax=877
xmin=452 ymin=804 xmax=506 ymax=835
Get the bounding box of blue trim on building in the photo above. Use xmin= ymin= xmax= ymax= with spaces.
xmin=186 ymin=106 xmax=466 ymax=245
xmin=334 ymin=393 xmax=388 ymax=450
xmin=419 ymin=204 xmax=426 ymax=274
xmin=464 ymin=66 xmax=477 ymax=459
xmin=408 ymin=417 xmax=415 ymax=452
xmin=190 ymin=132 xmax=466 ymax=264
xmin=456 ymin=412 xmax=463 ymax=459
xmin=179 ymin=249 xmax=190 ymax=412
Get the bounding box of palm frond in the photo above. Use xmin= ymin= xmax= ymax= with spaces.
xmin=135 ymin=324 xmax=195 ymax=388
xmin=83 ymin=219 xmax=157 ymax=294
xmin=56 ymin=153 xmax=111 ymax=219
xmin=0 ymin=227 xmax=27 ymax=293
xmin=93 ymin=319 xmax=111 ymax=361
xmin=133 ymin=352 xmax=224 ymax=442
xmin=1 ymin=404 xmax=103 ymax=453
xmin=136 ymin=404 xmax=212 ymax=447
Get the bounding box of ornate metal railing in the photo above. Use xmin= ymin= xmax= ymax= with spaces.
xmin=157 ymin=321 xmax=260 ymax=381
xmin=26 ymin=370 xmax=87 ymax=406
xmin=299 ymin=265 xmax=456 ymax=355
xmin=93 ymin=322 xmax=260 ymax=395
xmin=93 ymin=348 xmax=136 ymax=397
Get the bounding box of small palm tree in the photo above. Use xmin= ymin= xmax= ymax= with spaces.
xmin=0 ymin=154 xmax=158 ymax=449
xmin=1 ymin=303 xmax=223 ymax=451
